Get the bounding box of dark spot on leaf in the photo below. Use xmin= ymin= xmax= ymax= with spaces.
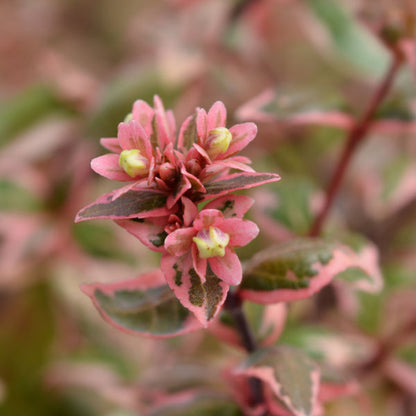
xmin=150 ymin=231 xmax=168 ymax=247
xmin=189 ymin=268 xmax=204 ymax=306
xmin=130 ymin=218 xmax=145 ymax=223
xmin=203 ymin=266 xmax=223 ymax=320
xmin=173 ymin=263 xmax=183 ymax=286
xmin=219 ymin=199 xmax=234 ymax=214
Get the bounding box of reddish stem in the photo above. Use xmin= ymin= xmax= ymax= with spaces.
xmin=224 ymin=291 xmax=266 ymax=411
xmin=309 ymin=54 xmax=402 ymax=237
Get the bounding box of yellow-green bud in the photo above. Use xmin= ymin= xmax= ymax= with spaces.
xmin=119 ymin=149 xmax=149 ymax=178
xmin=124 ymin=112 xmax=133 ymax=122
xmin=205 ymin=127 xmax=232 ymax=159
xmin=193 ymin=226 xmax=230 ymax=259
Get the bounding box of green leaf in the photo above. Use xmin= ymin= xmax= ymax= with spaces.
xmin=82 ymin=270 xmax=201 ymax=338
xmin=307 ymin=0 xmax=389 ymax=77
xmin=237 ymin=346 xmax=320 ymax=416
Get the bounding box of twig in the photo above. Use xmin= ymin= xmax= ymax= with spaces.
xmin=309 ymin=54 xmax=403 ymax=237
xmin=224 ymin=290 xmax=265 ymax=410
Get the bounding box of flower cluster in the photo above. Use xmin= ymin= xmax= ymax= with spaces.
xmin=76 ymin=96 xmax=280 ymax=325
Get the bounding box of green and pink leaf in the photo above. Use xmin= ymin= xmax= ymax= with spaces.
xmin=236 ymin=346 xmax=321 ymax=416
xmin=75 ymin=187 xmax=171 ymax=222
xmin=82 ymin=270 xmax=201 ymax=338
xmin=240 ymin=238 xmax=381 ymax=304
xmin=161 ymin=253 xmax=228 ymax=326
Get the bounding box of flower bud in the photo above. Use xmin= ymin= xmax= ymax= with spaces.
xmin=119 ymin=149 xmax=149 ymax=178
xmin=159 ymin=162 xmax=177 ymax=183
xmin=193 ymin=226 xmax=230 ymax=259
xmin=205 ymin=127 xmax=232 ymax=159
xmin=185 ymin=159 xmax=202 ymax=177
xmin=124 ymin=112 xmax=133 ymax=122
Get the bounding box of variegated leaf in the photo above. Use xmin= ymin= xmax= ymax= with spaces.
xmin=240 ymin=238 xmax=382 ymax=304
xmin=161 ymin=253 xmax=228 ymax=326
xmin=200 ymin=172 xmax=281 ymax=201
xmin=236 ymin=346 xmax=320 ymax=416
xmin=75 ymin=187 xmax=170 ymax=222
xmin=82 ymin=270 xmax=201 ymax=338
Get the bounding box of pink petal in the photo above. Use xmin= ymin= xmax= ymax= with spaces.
xmin=207 ymin=101 xmax=227 ymax=132
xmin=164 ymin=227 xmax=196 ymax=256
xmin=177 ymin=115 xmax=194 ymax=149
xmin=204 ymin=194 xmax=254 ymax=218
xmin=212 ymin=159 xmax=255 ymax=173
xmin=116 ymin=217 xmax=169 ymax=253
xmin=132 ymin=99 xmax=155 ymax=136
xmin=90 ymin=154 xmax=133 ymax=181
xmin=196 ymin=108 xmax=208 ymax=144
xmin=221 ymin=218 xmax=259 ymax=247
xmin=222 ymin=122 xmax=257 ymax=158
xmin=100 ymin=137 xmax=122 ymax=153
xmin=181 ymin=196 xmax=198 ymax=227
xmin=192 ymin=143 xmax=211 ymax=163
xmin=209 ymin=247 xmax=242 ymax=285
xmin=118 ymin=121 xmax=152 ymax=159
xmin=193 ymin=209 xmax=224 ymax=231
xmin=153 ymin=95 xmax=175 ymax=149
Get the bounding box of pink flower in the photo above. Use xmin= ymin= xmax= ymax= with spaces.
xmin=160 ymin=195 xmax=259 ymax=325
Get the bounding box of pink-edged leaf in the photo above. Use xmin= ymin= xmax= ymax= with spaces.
xmin=81 ymin=270 xmax=201 ymax=338
xmin=181 ymin=196 xmax=198 ymax=226
xmin=235 ymin=88 xmax=353 ymax=130
xmin=200 ymin=172 xmax=281 ymax=200
xmin=161 ymin=253 xmax=229 ymax=326
xmin=236 ymin=346 xmax=321 ymax=416
xmin=222 ymin=122 xmax=257 ymax=158
xmin=100 ymin=137 xmax=122 ymax=153
xmin=240 ymin=238 xmax=380 ymax=304
xmin=206 ymin=101 xmax=227 ymax=132
xmin=90 ymin=154 xmax=132 ymax=181
xmin=167 ymin=168 xmax=192 ymax=209
xmin=204 ymin=194 xmax=254 ymax=218
xmin=75 ymin=188 xmax=170 ymax=222
xmin=116 ymin=216 xmax=169 ymax=252
xmin=335 ymin=241 xmax=383 ymax=293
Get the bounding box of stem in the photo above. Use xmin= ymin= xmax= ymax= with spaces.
xmin=224 ymin=290 xmax=265 ymax=409
xmin=309 ymin=54 xmax=402 ymax=237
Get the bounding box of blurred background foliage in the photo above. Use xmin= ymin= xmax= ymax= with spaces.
xmin=1 ymin=0 xmax=416 ymax=415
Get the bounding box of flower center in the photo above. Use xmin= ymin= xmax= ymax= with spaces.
xmin=193 ymin=226 xmax=230 ymax=259
xmin=205 ymin=127 xmax=232 ymax=159
xmin=119 ymin=149 xmax=149 ymax=178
